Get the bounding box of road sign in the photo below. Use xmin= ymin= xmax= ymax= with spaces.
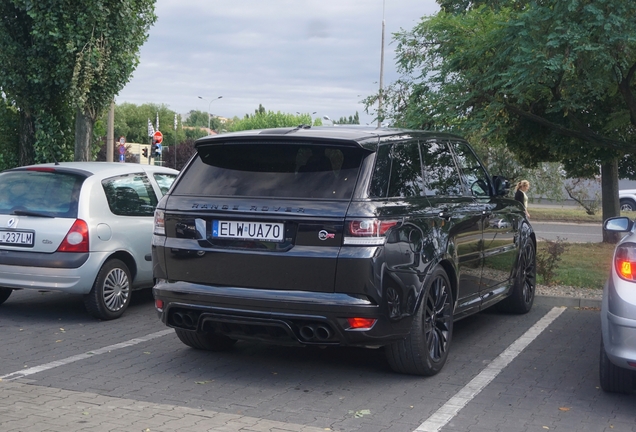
xmin=119 ymin=136 xmax=125 ymax=145
xmin=118 ymin=144 xmax=125 ymax=155
xmin=153 ymin=131 xmax=163 ymax=144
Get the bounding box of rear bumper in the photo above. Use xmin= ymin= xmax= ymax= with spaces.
xmin=153 ymin=279 xmax=413 ymax=347
xmin=601 ymin=278 xmax=636 ymax=371
xmin=0 ymin=252 xmax=105 ymax=294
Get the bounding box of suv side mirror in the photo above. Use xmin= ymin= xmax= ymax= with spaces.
xmin=492 ymin=176 xmax=510 ymax=196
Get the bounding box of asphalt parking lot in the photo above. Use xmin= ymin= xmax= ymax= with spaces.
xmin=0 ymin=289 xmax=634 ymax=432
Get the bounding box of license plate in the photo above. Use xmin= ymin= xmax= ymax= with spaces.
xmin=0 ymin=230 xmax=34 ymax=246
xmin=212 ymin=220 xmax=284 ymax=242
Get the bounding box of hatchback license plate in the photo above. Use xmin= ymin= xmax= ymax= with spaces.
xmin=212 ymin=220 xmax=284 ymax=242
xmin=0 ymin=230 xmax=34 ymax=246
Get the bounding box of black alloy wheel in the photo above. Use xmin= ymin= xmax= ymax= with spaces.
xmin=499 ymin=234 xmax=536 ymax=314
xmin=385 ymin=266 xmax=453 ymax=376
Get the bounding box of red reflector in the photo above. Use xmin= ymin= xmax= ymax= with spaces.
xmin=57 ymin=219 xmax=89 ymax=253
xmin=155 ymin=299 xmax=164 ymax=310
xmin=628 ymin=361 xmax=636 ymax=367
xmin=26 ymin=167 xmax=56 ymax=172
xmin=347 ymin=317 xmax=377 ymax=329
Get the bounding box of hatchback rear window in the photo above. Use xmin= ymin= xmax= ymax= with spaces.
xmin=0 ymin=170 xmax=84 ymax=218
xmin=173 ymin=143 xmax=365 ymax=199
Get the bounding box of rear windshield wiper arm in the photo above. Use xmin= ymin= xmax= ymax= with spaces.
xmin=11 ymin=209 xmax=55 ymax=218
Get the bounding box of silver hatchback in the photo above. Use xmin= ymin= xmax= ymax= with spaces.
xmin=600 ymin=216 xmax=636 ymax=393
xmin=0 ymin=162 xmax=178 ymax=320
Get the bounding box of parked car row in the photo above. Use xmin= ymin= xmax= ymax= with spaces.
xmin=1 ymin=127 xmax=634 ymax=387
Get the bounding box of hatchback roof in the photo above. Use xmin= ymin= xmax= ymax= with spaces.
xmin=6 ymin=162 xmax=178 ymax=177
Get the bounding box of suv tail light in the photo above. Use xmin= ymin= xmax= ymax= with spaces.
xmin=344 ymin=219 xmax=399 ymax=245
xmin=57 ymin=219 xmax=89 ymax=253
xmin=615 ymin=243 xmax=636 ymax=281
xmin=154 ymin=209 xmax=165 ymax=235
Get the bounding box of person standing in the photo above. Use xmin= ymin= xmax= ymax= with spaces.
xmin=514 ymin=180 xmax=530 ymax=219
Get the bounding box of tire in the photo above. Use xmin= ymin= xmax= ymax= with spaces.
xmin=385 ymin=266 xmax=453 ymax=376
xmin=599 ymin=339 xmax=634 ymax=394
xmin=498 ymin=235 xmax=536 ymax=314
xmin=0 ymin=287 xmax=12 ymax=305
xmin=620 ymin=199 xmax=636 ymax=212
xmin=84 ymin=259 xmax=132 ymax=320
xmin=174 ymin=328 xmax=237 ymax=351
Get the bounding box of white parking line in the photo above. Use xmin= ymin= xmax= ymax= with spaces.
xmin=415 ymin=306 xmax=566 ymax=432
xmin=0 ymin=329 xmax=173 ymax=382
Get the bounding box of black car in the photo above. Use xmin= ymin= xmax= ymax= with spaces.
xmin=152 ymin=126 xmax=536 ymax=375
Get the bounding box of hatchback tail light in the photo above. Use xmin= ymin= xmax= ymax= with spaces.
xmin=615 ymin=243 xmax=636 ymax=282
xmin=57 ymin=219 xmax=89 ymax=253
xmin=343 ymin=218 xmax=399 ymax=245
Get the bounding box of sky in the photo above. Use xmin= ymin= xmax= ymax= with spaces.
xmin=115 ymin=0 xmax=440 ymax=125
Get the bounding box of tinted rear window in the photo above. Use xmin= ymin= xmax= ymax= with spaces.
xmin=173 ymin=143 xmax=365 ymax=199
xmin=0 ymin=170 xmax=84 ymax=217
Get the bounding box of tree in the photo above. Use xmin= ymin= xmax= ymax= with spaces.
xmin=0 ymin=1 xmax=156 ymax=164
xmin=227 ymin=107 xmax=310 ymax=132
xmin=373 ymin=0 xmax=636 ymax=242
xmin=334 ymin=112 xmax=360 ymax=125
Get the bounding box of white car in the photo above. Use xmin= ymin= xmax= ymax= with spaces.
xmin=0 ymin=162 xmax=178 ymax=320
xmin=600 ymin=217 xmax=636 ymax=393
xmin=619 ymin=189 xmax=636 ymax=211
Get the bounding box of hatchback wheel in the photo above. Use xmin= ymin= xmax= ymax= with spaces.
xmin=385 ymin=266 xmax=453 ymax=376
xmin=174 ymin=328 xmax=237 ymax=351
xmin=499 ymin=235 xmax=536 ymax=314
xmin=84 ymin=259 xmax=131 ymax=320
xmin=0 ymin=287 xmax=13 ymax=305
xmin=599 ymin=339 xmax=634 ymax=393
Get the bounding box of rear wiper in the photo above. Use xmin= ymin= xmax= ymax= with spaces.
xmin=11 ymin=209 xmax=55 ymax=218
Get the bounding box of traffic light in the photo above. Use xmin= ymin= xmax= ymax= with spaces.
xmin=142 ymin=147 xmax=148 ymax=158
xmin=151 ymin=144 xmax=157 ymax=157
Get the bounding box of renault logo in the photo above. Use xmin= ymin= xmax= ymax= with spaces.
xmin=7 ymin=217 xmax=17 ymax=228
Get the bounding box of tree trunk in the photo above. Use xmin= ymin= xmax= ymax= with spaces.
xmin=74 ymin=108 xmax=94 ymax=161
xmin=18 ymin=111 xmax=36 ymax=166
xmin=601 ymin=159 xmax=621 ymax=244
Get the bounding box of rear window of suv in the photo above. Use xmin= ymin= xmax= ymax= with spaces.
xmin=173 ymin=143 xmax=366 ymax=199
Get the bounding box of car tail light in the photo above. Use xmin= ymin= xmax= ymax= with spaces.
xmin=346 ymin=317 xmax=377 ymax=330
xmin=57 ymin=219 xmax=89 ymax=253
xmin=154 ymin=209 xmax=165 ymax=235
xmin=343 ymin=219 xmax=399 ymax=245
xmin=155 ymin=299 xmax=164 ymax=311
xmin=615 ymin=243 xmax=636 ymax=282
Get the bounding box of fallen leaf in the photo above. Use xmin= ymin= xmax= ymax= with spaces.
xmin=195 ymin=380 xmax=213 ymax=385
xmin=558 ymin=407 xmax=570 ymax=412
xmin=543 ymin=427 xmax=549 ymax=430
xmin=348 ymin=409 xmax=371 ymax=418
xmin=56 ymin=340 xmax=63 ymax=343
xmin=143 ymin=352 xmax=151 ymax=355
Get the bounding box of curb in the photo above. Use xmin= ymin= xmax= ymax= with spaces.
xmin=535 ymin=295 xmax=601 ymax=308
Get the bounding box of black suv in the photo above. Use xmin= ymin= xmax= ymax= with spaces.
xmin=152 ymin=126 xmax=536 ymax=375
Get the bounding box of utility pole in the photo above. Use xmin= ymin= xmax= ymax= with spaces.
xmin=378 ymin=0 xmax=386 ymax=128
xmin=106 ymin=101 xmax=115 ymax=162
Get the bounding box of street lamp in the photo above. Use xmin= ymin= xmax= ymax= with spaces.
xmin=198 ymin=95 xmax=223 ymax=134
